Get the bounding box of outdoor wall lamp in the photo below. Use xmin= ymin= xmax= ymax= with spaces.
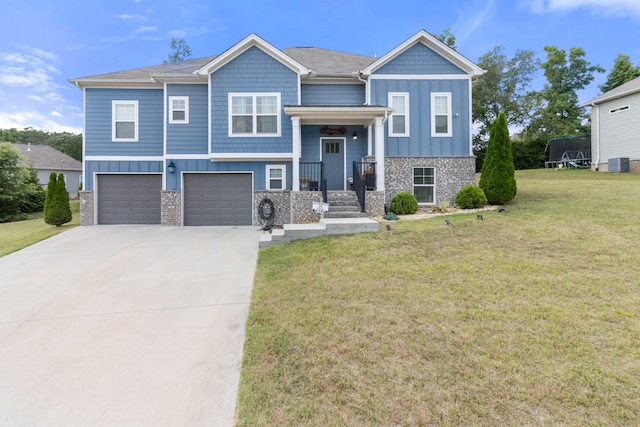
xmin=352 ymin=131 xmax=358 ymax=140
xmin=167 ymin=161 xmax=176 ymax=173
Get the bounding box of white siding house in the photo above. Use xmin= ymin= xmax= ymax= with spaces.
xmin=584 ymin=76 xmax=640 ymax=173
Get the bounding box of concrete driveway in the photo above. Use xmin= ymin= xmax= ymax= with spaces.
xmin=0 ymin=225 xmax=260 ymax=427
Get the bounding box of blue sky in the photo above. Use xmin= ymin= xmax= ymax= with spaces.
xmin=1 ymin=0 xmax=639 ymax=134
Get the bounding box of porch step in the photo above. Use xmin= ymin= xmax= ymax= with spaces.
xmin=259 ymin=218 xmax=379 ymax=248
xmin=326 ymin=191 xmax=365 ymax=218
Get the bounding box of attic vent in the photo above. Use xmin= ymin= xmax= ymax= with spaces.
xmin=609 ymin=105 xmax=630 ymax=114
xmin=373 ymin=52 xmax=377 ymax=58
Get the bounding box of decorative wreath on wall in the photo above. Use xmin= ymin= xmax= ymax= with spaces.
xmin=320 ymin=126 xmax=347 ymax=136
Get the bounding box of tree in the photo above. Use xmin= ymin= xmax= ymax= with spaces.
xmin=164 ymin=37 xmax=193 ymax=63
xmin=479 ymin=113 xmax=517 ymax=204
xmin=473 ymin=46 xmax=540 ymax=149
xmin=435 ymin=28 xmax=456 ymax=50
xmin=600 ymin=53 xmax=640 ymax=93
xmin=0 ymin=143 xmax=22 ymax=221
xmin=525 ymin=46 xmax=604 ymax=139
xmin=44 ymin=172 xmax=72 ymax=227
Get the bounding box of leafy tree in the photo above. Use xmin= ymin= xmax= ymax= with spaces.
xmin=0 ymin=128 xmax=21 ymax=143
xmin=0 ymin=143 xmax=23 ymax=221
xmin=600 ymin=53 xmax=640 ymax=93
xmin=17 ymin=167 xmax=46 ymax=214
xmin=435 ymin=28 xmax=456 ymax=50
xmin=479 ymin=113 xmax=517 ymax=204
xmin=164 ymin=37 xmax=193 ymax=63
xmin=44 ymin=172 xmax=72 ymax=226
xmin=525 ymin=46 xmax=604 ymax=139
xmin=473 ymin=46 xmax=540 ymax=149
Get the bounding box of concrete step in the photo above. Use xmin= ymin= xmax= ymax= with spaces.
xmin=259 ymin=218 xmax=379 ymax=248
xmin=325 ymin=211 xmax=367 ymax=219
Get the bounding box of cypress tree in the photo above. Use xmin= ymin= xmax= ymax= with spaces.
xmin=479 ymin=112 xmax=517 ymax=204
xmin=44 ymin=172 xmax=72 ymax=226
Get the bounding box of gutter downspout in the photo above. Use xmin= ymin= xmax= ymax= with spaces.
xmin=594 ymin=104 xmax=600 ymax=171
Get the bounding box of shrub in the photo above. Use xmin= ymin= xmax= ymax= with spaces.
xmin=479 ymin=112 xmax=517 ymax=204
xmin=455 ymin=185 xmax=488 ymax=209
xmin=389 ymin=191 xmax=418 ymax=215
xmin=44 ymin=172 xmax=72 ymax=227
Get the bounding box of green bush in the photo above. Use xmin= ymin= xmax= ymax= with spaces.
xmin=44 ymin=172 xmax=72 ymax=227
xmin=389 ymin=191 xmax=419 ymax=215
xmin=455 ymin=185 xmax=488 ymax=209
xmin=479 ymin=113 xmax=517 ymax=204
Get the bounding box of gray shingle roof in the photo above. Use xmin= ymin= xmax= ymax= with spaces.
xmin=11 ymin=144 xmax=82 ymax=171
xmin=584 ymin=76 xmax=640 ymax=106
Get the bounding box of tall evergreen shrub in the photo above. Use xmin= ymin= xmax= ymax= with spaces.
xmin=479 ymin=113 xmax=517 ymax=204
xmin=44 ymin=172 xmax=72 ymax=226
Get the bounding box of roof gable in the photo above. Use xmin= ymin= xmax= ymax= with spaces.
xmin=196 ymin=34 xmax=309 ymax=76
xmin=361 ymin=30 xmax=484 ymax=78
xmin=584 ymin=76 xmax=640 ymax=106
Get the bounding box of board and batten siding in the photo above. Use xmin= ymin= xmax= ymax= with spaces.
xmin=166 ymin=84 xmax=208 ymax=155
xmin=370 ymin=78 xmax=471 ymax=157
xmin=210 ymin=46 xmax=298 ymax=154
xmin=301 ymin=84 xmax=365 ymax=105
xmin=85 ymin=88 xmax=163 ymax=156
xmin=163 ymin=159 xmax=292 ymax=191
xmin=596 ymin=93 xmax=640 ymax=162
xmin=374 ymin=43 xmax=466 ymax=75
xmin=83 ymin=160 xmax=163 ymax=191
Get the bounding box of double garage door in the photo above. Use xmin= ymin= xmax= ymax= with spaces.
xmin=97 ymin=173 xmax=252 ymax=226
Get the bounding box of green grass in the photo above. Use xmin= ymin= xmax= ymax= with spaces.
xmin=236 ymin=169 xmax=640 ymax=426
xmin=0 ymin=200 xmax=80 ymax=257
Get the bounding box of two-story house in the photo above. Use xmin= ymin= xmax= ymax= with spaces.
xmin=69 ymin=30 xmax=484 ymax=226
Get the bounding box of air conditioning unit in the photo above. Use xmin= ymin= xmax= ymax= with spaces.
xmin=608 ymin=157 xmax=630 ymax=173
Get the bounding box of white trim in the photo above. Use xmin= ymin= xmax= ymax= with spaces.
xmin=165 ymin=154 xmax=210 ymax=160
xmin=431 ymin=92 xmax=452 ymax=138
xmin=82 ymin=87 xmax=86 ymax=190
xmin=368 ymin=74 xmax=472 ymax=80
xmin=320 ymin=137 xmax=347 ymax=191
xmin=112 ymin=100 xmax=139 ymax=142
xmin=85 ymin=156 xmax=164 ymax=161
xmin=208 ymin=75 xmax=212 ymax=157
xmin=413 ymin=166 xmax=436 ymax=205
xmin=266 ymin=164 xmax=286 ymax=190
xmin=228 ymin=92 xmax=281 ymax=137
xmin=468 ymin=79 xmax=474 ymax=156
xmin=163 ymin=83 xmax=167 ymax=189
xmin=210 ymin=152 xmax=293 ymax=161
xmin=168 ymin=96 xmax=189 ymax=124
xmin=388 ymin=92 xmax=409 ymax=137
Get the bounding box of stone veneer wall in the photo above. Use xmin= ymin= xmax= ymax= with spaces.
xmin=161 ymin=191 xmax=181 ymax=226
xmin=254 ymin=191 xmax=292 ymax=227
xmin=385 ymin=157 xmax=476 ymax=206
xmin=79 ymin=191 xmax=94 ymax=226
xmin=365 ymin=191 xmax=385 ymax=217
xmin=291 ymin=191 xmax=324 ymax=224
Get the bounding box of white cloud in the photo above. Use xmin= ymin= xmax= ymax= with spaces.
xmin=0 ymin=111 xmax=81 ymax=133
xmin=51 ymin=111 xmax=63 ymax=118
xmin=116 ymin=13 xmax=133 ymax=19
xmin=453 ymin=0 xmax=496 ymax=44
xmin=522 ymin=0 xmax=640 ymax=15
xmin=135 ymin=25 xmax=158 ymax=33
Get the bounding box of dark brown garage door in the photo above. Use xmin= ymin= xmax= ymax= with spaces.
xmin=97 ymin=174 xmax=161 ymax=224
xmin=183 ymin=173 xmax=252 ymax=226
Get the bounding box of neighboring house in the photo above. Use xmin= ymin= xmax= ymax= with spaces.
xmin=584 ymin=76 xmax=640 ymax=173
xmin=69 ymin=30 xmax=484 ymax=226
xmin=11 ymin=143 xmax=82 ymax=194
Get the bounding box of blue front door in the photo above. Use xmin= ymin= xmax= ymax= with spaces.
xmin=322 ymin=138 xmax=344 ymax=190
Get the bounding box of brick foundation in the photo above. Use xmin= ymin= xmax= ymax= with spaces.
xmin=79 ymin=191 xmax=94 ymax=226
xmin=161 ymin=191 xmax=181 ymax=226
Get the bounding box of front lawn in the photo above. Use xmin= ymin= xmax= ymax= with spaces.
xmin=236 ymin=169 xmax=640 ymax=425
xmin=0 ymin=200 xmax=79 ymax=257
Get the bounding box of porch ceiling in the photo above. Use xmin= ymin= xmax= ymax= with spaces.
xmin=284 ymin=105 xmax=394 ymax=126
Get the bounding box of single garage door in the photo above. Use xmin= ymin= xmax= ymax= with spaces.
xmin=183 ymin=173 xmax=252 ymax=226
xmin=97 ymin=174 xmax=161 ymax=224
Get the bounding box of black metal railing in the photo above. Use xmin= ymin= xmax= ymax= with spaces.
xmin=299 ymin=161 xmax=327 ymax=202
xmin=352 ymin=162 xmax=366 ymax=212
xmin=354 ymin=161 xmax=376 ymax=191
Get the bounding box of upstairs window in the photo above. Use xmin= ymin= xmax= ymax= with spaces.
xmin=112 ymin=101 xmax=138 ymax=141
xmin=169 ymin=96 xmax=189 ymax=123
xmin=389 ymin=92 xmax=409 ymax=137
xmin=431 ymin=93 xmax=452 ymax=137
xmin=229 ymin=93 xmax=280 ymax=136
xmin=266 ymin=165 xmax=285 ymax=190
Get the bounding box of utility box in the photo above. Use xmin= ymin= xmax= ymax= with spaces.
xmin=608 ymin=157 xmax=630 ymax=173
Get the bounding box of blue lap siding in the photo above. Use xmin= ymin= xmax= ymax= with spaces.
xmin=166 ymin=84 xmax=208 ymax=155
xmin=301 ymin=84 xmax=365 ymax=105
xmin=375 ymin=43 xmax=466 ymax=75
xmin=84 ymin=160 xmax=163 ymax=191
xmin=85 ymin=88 xmax=163 ymax=156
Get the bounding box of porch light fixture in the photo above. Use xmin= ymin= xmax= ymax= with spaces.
xmin=167 ymin=161 xmax=176 ymax=174
xmin=352 ymin=132 xmax=358 ymax=140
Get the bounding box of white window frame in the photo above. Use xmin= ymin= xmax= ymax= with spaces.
xmin=228 ymin=93 xmax=281 ymax=137
xmin=112 ymin=100 xmax=139 ymax=142
xmin=431 ymin=92 xmax=452 ymax=138
xmin=169 ymin=96 xmax=189 ymax=124
xmin=413 ymin=166 xmax=436 ymax=205
xmin=388 ymin=92 xmax=410 ymax=137
xmin=266 ymin=164 xmax=286 ymax=190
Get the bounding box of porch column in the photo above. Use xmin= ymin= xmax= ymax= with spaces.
xmin=374 ymin=117 xmax=385 ymax=191
xmin=367 ymin=124 xmax=372 ymax=156
xmin=291 ymin=116 xmax=301 ymax=191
